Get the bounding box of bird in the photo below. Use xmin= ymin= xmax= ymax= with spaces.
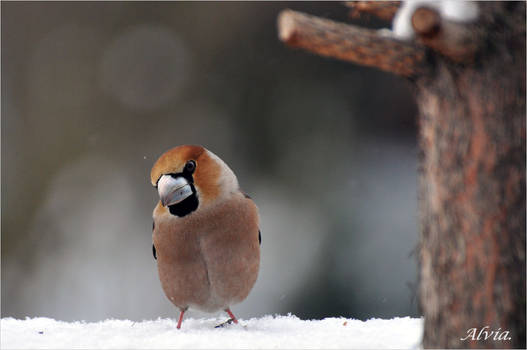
xmin=150 ymin=145 xmax=261 ymax=329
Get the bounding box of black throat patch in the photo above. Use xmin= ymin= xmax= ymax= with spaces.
xmin=165 ymin=171 xmax=199 ymax=217
xmin=168 ymin=187 xmax=199 ymax=217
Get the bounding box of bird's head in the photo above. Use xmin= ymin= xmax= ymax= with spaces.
xmin=151 ymin=145 xmax=239 ymax=217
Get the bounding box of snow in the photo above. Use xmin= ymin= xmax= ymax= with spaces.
xmin=439 ymin=1 xmax=479 ymax=22
xmin=1 ymin=315 xmax=423 ymax=349
xmin=392 ymin=1 xmax=479 ymax=40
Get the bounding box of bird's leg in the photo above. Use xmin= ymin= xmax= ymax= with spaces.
xmin=214 ymin=308 xmax=239 ymax=328
xmin=176 ymin=309 xmax=186 ymax=329
xmin=225 ymin=308 xmax=239 ymax=324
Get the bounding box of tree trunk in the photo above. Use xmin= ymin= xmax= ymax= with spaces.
xmin=416 ymin=3 xmax=526 ymax=348
xmin=278 ymin=2 xmax=526 ymax=348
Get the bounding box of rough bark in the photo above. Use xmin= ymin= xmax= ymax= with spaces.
xmin=278 ymin=1 xmax=526 ymax=348
xmin=345 ymin=1 xmax=401 ymax=22
xmin=416 ymin=3 xmax=526 ymax=348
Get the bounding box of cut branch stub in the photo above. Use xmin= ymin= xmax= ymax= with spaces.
xmin=278 ymin=9 xmax=426 ymax=77
xmin=345 ymin=1 xmax=401 ymax=22
xmin=411 ymin=6 xmax=481 ymax=63
xmin=411 ymin=7 xmax=440 ymax=38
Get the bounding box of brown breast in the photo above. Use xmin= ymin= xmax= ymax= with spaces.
xmin=153 ymin=194 xmax=260 ymax=312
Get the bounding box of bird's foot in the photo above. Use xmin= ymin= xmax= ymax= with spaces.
xmin=214 ymin=318 xmax=235 ymax=328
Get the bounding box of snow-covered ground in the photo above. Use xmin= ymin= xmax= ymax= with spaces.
xmin=1 ymin=315 xmax=422 ymax=349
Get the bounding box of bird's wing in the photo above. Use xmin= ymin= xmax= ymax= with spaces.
xmin=152 ymin=221 xmax=157 ymax=259
xmin=243 ymin=193 xmax=261 ymax=246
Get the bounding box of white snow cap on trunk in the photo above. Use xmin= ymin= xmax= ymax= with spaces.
xmin=393 ymin=1 xmax=479 ymax=40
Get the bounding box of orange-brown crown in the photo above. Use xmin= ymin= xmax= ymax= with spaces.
xmin=150 ymin=145 xmax=223 ymax=203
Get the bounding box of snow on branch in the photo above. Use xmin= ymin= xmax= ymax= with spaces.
xmin=277 ymin=9 xmax=426 ymax=77
xmin=393 ymin=1 xmax=479 ymax=39
xmin=411 ymin=6 xmax=481 ymax=63
xmin=277 ymin=2 xmax=482 ymax=77
xmin=393 ymin=1 xmax=481 ymax=62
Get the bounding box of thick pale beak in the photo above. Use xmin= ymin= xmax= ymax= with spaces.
xmin=157 ymin=175 xmax=193 ymax=207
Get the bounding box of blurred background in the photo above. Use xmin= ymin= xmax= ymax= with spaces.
xmin=2 ymin=2 xmax=420 ymax=322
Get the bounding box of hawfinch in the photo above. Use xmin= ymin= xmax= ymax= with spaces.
xmin=150 ymin=145 xmax=261 ymax=329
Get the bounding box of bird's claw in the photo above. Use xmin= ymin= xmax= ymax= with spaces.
xmin=214 ymin=318 xmax=235 ymax=328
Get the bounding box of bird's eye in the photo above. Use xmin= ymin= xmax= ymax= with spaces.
xmin=184 ymin=160 xmax=196 ymax=173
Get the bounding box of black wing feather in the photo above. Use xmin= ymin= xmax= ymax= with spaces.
xmin=152 ymin=221 xmax=157 ymax=259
